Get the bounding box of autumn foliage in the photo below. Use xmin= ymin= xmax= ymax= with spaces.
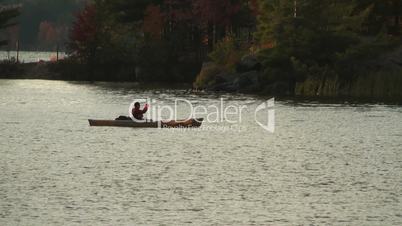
xmin=143 ymin=4 xmax=164 ymax=39
xmin=68 ymin=4 xmax=98 ymax=61
xmin=67 ymin=0 xmax=259 ymax=81
xmin=192 ymin=0 xmax=241 ymax=26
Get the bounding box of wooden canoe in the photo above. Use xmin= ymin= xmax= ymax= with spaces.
xmin=88 ymin=118 xmax=203 ymax=128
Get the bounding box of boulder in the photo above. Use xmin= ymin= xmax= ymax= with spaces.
xmin=234 ymin=71 xmax=261 ymax=90
xmin=207 ymin=70 xmax=262 ymax=92
xmin=193 ymin=62 xmax=225 ymax=89
xmin=195 ymin=60 xmax=262 ymax=92
xmin=208 ymin=82 xmax=238 ymax=92
xmin=206 ymin=71 xmax=240 ymax=92
xmin=242 ymin=71 xmax=260 ymax=84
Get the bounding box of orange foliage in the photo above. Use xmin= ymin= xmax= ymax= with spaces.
xmin=260 ymin=41 xmax=275 ymax=49
xmin=38 ymin=21 xmax=58 ymax=43
xmin=143 ymin=4 xmax=164 ymax=39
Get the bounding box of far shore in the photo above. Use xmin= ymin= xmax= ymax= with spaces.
xmin=1 ymin=60 xmax=402 ymax=104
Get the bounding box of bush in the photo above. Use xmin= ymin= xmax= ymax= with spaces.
xmin=208 ymin=36 xmax=246 ymax=71
xmin=257 ymin=48 xmax=295 ymax=84
xmin=351 ymin=70 xmax=402 ymax=99
xmin=335 ymin=36 xmax=398 ymax=79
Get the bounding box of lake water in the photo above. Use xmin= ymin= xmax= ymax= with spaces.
xmin=0 ymin=51 xmax=66 ymax=63
xmin=0 ymin=79 xmax=401 ymax=225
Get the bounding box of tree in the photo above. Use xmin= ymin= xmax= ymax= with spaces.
xmin=11 ymin=0 xmax=85 ymax=50
xmin=192 ymin=0 xmax=242 ymax=49
xmin=254 ymin=0 xmax=380 ymax=91
xmin=143 ymin=4 xmax=164 ymax=39
xmin=0 ymin=3 xmax=19 ymax=46
xmin=67 ymin=0 xmax=258 ymax=81
xmin=68 ymin=4 xmax=98 ymax=62
xmin=38 ymin=21 xmax=58 ymax=49
xmin=68 ymin=1 xmax=143 ymax=80
xmin=353 ymin=0 xmax=402 ymax=35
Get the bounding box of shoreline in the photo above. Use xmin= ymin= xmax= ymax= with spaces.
xmin=1 ymin=77 xmax=402 ymax=105
xmin=1 ymin=61 xmax=402 ymax=104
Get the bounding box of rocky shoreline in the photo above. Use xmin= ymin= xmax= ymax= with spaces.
xmin=1 ymin=53 xmax=402 ymax=102
xmin=193 ymin=49 xmax=402 ymax=101
xmin=0 ymin=61 xmax=63 ymax=80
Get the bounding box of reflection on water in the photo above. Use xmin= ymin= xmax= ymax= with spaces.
xmin=0 ymin=51 xmax=66 ymax=63
xmin=0 ymin=79 xmax=402 ymax=225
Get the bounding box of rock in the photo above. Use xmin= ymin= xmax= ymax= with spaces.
xmin=236 ymin=55 xmax=261 ymax=73
xmin=207 ymin=70 xmax=262 ymax=92
xmin=234 ymin=71 xmax=261 ymax=90
xmin=233 ymin=76 xmax=251 ymax=89
xmin=214 ymin=74 xmax=227 ymax=84
xmin=207 ymin=71 xmax=240 ymax=92
xmin=195 ymin=59 xmax=263 ymax=92
xmin=242 ymin=71 xmax=260 ymax=84
xmin=193 ymin=62 xmax=226 ymax=89
xmin=215 ymin=71 xmax=238 ymax=83
xmin=208 ymin=82 xmax=238 ymax=92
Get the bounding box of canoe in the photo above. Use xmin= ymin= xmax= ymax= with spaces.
xmin=88 ymin=118 xmax=204 ymax=128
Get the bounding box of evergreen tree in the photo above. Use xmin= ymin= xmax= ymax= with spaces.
xmin=0 ymin=3 xmax=19 ymax=46
xmin=254 ymin=0 xmax=381 ymax=89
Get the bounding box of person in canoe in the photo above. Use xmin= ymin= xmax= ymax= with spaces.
xmin=115 ymin=102 xmax=149 ymax=121
xmin=132 ymin=102 xmax=149 ymax=120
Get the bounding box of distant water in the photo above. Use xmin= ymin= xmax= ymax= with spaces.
xmin=0 ymin=51 xmax=66 ymax=63
xmin=0 ymin=79 xmax=402 ymax=225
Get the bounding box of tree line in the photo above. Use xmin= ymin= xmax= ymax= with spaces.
xmin=1 ymin=0 xmax=401 ymax=86
xmin=0 ymin=3 xmax=19 ymax=47
xmin=0 ymin=0 xmax=86 ymax=50
xmin=66 ymin=0 xmax=257 ymax=81
xmin=255 ymin=0 xmax=402 ymax=92
xmin=66 ymin=0 xmax=401 ymax=83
